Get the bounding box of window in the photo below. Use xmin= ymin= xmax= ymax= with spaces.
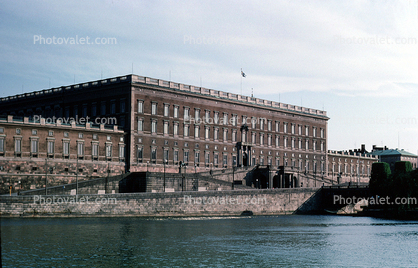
xmin=151 ymin=147 xmax=157 ymax=164
xmin=120 ymin=100 xmax=126 ymax=113
xmin=31 ymin=139 xmax=38 ymax=156
xmin=78 ymin=143 xmax=84 ymax=157
xmin=174 ymin=105 xmax=179 ymax=118
xmin=194 ymin=125 xmax=200 ymax=138
xmin=232 ymin=115 xmax=238 ymax=126
xmin=195 ymin=151 xmax=200 ymax=165
xmin=283 ymin=123 xmax=288 ymax=133
xmin=107 ymin=135 xmax=111 ymax=141
xmin=232 ymin=130 xmax=237 ymax=142
xmin=173 ymin=150 xmax=179 ymax=163
xmin=184 ymin=124 xmax=189 ymax=137
xmin=137 ymin=100 xmax=143 ymax=113
xmin=137 ymin=147 xmax=143 ymax=163
xmin=48 ymin=131 xmax=54 ymax=137
xmin=205 ymin=110 xmax=210 ymax=123
xmin=305 ymin=126 xmax=309 ymax=136
xmin=110 ymin=101 xmax=116 ymax=114
xmin=164 ymin=104 xmax=169 ymax=117
xmin=92 ymin=143 xmax=99 ymax=159
xmin=260 ymin=134 xmax=264 ymax=146
xmin=251 ymin=117 xmax=256 ymax=129
xmin=267 ymin=120 xmax=272 ymax=131
xmin=223 ymin=154 xmax=228 ymax=167
xmin=299 ymin=125 xmax=302 ymax=135
xmin=260 ymin=119 xmax=264 ymax=130
xmin=82 ymin=104 xmax=88 ymax=117
xmin=284 ymin=137 xmax=288 ymax=148
xmin=291 ymin=124 xmax=295 ymax=134
xmin=64 ymin=132 xmax=69 ymax=138
xmin=184 ymin=107 xmax=190 ymax=121
xmin=205 ymin=127 xmax=210 ymax=140
xmin=183 ymin=151 xmax=189 ymax=163
xmin=151 ymin=120 xmax=157 ymax=134
xmin=252 ymin=132 xmax=256 ymax=144
xmin=313 ymin=141 xmax=317 ymax=151
xmin=0 ymin=127 xmax=3 ymax=134
xmin=223 ymin=113 xmax=228 ymax=125
xmin=320 ymin=128 xmax=325 ymax=138
xmin=174 ymin=123 xmax=179 ymax=136
xmin=214 ymin=112 xmax=219 ymax=124
xmin=138 ymin=118 xmax=143 ymax=131
xmin=63 ymin=141 xmax=70 ymax=156
xmin=299 ymin=139 xmax=302 ymax=149
xmin=195 ymin=109 xmax=200 ymax=122
xmin=164 ymin=121 xmax=169 ymax=135
xmin=214 ymin=127 xmax=219 ymax=141
xmin=223 ymin=129 xmax=228 ymax=142
xmin=214 ymin=154 xmax=219 ymax=167
xmin=101 ymin=101 xmax=106 ymax=115
xmin=0 ymin=138 xmax=4 ymax=155
xmin=119 ymin=145 xmax=125 ymax=159
xmin=268 ymin=134 xmax=272 ymax=146
xmin=47 ymin=141 xmax=54 ymax=156
xmin=321 ymin=141 xmax=324 ymax=152
xmin=241 ymin=130 xmax=247 ymax=143
xmin=15 ymin=139 xmax=21 ymax=156
xmin=306 ymin=139 xmax=309 ymax=150
xmin=16 ymin=128 xmax=21 ymax=135
xmin=151 ymin=102 xmax=157 ymax=115
xmin=205 ymin=152 xmax=210 ymax=166
xmin=313 ymin=127 xmax=317 ymax=137
xmin=32 ymin=129 xmax=37 ymax=135
xmin=275 ymin=135 xmax=280 ymax=147
xmin=275 ymin=121 xmax=280 ymax=132
xmin=78 ymin=133 xmax=83 ymax=139
xmin=106 ymin=144 xmax=112 ymax=159
xmin=92 ymin=103 xmax=97 ymax=116
xmin=291 ymin=138 xmax=295 ymax=149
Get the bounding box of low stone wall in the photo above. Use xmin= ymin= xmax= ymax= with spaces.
xmin=0 ymin=188 xmax=319 ymax=217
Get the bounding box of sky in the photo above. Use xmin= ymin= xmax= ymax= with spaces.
xmin=1 ymin=0 xmax=418 ymax=154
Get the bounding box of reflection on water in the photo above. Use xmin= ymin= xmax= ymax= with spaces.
xmin=2 ymin=216 xmax=418 ymax=267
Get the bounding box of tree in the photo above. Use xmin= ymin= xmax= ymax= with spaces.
xmin=369 ymin=162 xmax=391 ymax=197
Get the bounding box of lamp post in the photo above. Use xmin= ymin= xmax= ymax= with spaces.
xmin=195 ymin=164 xmax=198 ymax=191
xmin=163 ymin=159 xmax=167 ymax=192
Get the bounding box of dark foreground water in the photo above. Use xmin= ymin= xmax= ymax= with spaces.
xmin=2 ymin=215 xmax=418 ymax=267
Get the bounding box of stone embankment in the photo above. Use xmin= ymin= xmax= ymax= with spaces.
xmin=0 ymin=188 xmax=320 ymax=217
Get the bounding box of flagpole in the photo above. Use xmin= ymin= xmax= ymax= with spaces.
xmin=240 ymin=68 xmax=243 ymax=95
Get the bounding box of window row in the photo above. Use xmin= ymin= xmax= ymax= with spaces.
xmin=0 ymin=138 xmax=124 ymax=160
xmin=136 ymin=101 xmax=325 ymax=137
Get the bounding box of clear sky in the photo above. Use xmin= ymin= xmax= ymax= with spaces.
xmin=1 ymin=0 xmax=418 ymax=154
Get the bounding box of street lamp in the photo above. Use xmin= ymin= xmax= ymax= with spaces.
xmin=195 ymin=164 xmax=198 ymax=191
xmin=163 ymin=159 xmax=167 ymax=192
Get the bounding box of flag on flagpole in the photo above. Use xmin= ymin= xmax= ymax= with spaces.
xmin=241 ymin=69 xmax=246 ymax=77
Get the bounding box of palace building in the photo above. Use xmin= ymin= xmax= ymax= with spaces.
xmin=0 ymin=74 xmax=329 ymax=177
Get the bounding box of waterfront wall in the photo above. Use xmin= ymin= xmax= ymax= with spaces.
xmin=0 ymin=188 xmax=319 ymax=217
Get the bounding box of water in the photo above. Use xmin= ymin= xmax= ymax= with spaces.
xmin=2 ymin=215 xmax=418 ymax=267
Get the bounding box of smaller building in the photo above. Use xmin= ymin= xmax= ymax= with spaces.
xmin=327 ymin=149 xmax=378 ymax=185
xmin=370 ymin=145 xmax=418 ymax=171
xmin=0 ymin=115 xmax=125 ymax=194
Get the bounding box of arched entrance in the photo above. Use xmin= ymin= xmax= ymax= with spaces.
xmin=243 ymin=152 xmax=248 ymax=167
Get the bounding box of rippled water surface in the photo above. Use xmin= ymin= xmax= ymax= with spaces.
xmin=2 ymin=215 xmax=418 ymax=267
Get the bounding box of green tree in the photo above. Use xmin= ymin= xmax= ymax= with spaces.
xmin=369 ymin=162 xmax=391 ymax=197
xmin=394 ymin=161 xmax=413 ymax=174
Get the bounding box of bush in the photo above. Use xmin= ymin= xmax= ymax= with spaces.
xmin=369 ymin=162 xmax=391 ymax=197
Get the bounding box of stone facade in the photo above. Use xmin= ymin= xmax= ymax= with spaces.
xmin=0 ymin=188 xmax=319 ymax=217
xmin=327 ymin=150 xmax=378 ymax=184
xmin=0 ymin=115 xmax=125 ymax=194
xmin=0 ymin=75 xmax=329 ymax=179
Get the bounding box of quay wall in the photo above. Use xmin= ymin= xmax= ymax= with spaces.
xmin=0 ymin=188 xmax=319 ymax=217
